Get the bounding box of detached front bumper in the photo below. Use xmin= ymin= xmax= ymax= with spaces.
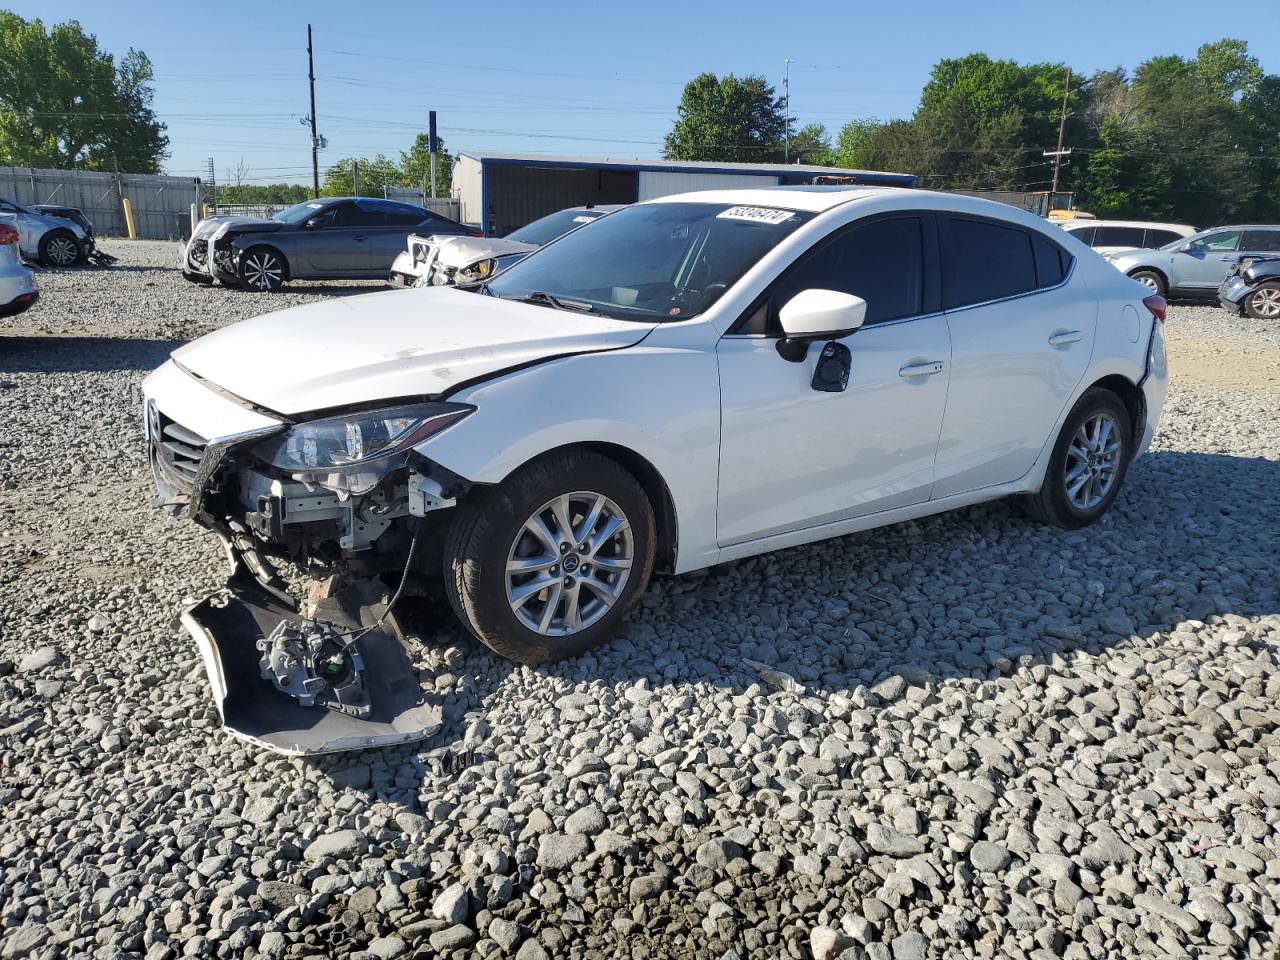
xmin=184 ymin=548 xmax=442 ymax=755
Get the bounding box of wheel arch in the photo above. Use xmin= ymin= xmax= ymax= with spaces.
xmin=481 ymin=440 xmax=679 ymax=574
xmin=1084 ymin=373 xmax=1145 ymax=449
xmin=1127 ymin=265 xmax=1168 ymax=290
xmin=238 ymin=241 xmax=292 ymax=281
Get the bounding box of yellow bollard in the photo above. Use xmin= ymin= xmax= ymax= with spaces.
xmin=203 ymin=203 xmax=211 ymax=219
xmin=122 ymin=197 xmax=137 ymax=240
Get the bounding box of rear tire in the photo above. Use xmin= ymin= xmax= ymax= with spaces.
xmin=1243 ymin=282 xmax=1280 ymax=320
xmin=443 ymin=451 xmax=656 ymax=664
xmin=39 ymin=229 xmax=81 ymax=267
xmin=1020 ymin=388 xmax=1133 ymax=530
xmin=237 ymin=246 xmax=287 ymax=291
xmin=1129 ymin=269 xmax=1166 ymax=297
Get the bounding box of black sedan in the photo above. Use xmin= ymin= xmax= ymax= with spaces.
xmin=182 ymin=197 xmax=478 ymax=291
xmin=1219 ymin=256 xmax=1280 ymax=319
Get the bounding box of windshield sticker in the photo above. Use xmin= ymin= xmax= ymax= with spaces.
xmin=717 ymin=206 xmax=795 ymax=225
xmin=572 ymin=215 xmax=596 ymax=223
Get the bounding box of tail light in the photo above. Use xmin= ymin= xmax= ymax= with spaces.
xmin=0 ymin=223 xmax=18 ymax=245
xmin=467 ymin=230 xmax=484 ymax=238
xmin=1142 ymin=294 xmax=1166 ymax=324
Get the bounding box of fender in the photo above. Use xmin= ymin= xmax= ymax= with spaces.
xmin=417 ymin=321 xmax=724 ymax=573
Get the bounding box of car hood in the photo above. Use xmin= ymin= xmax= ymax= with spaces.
xmin=193 ymin=216 xmax=283 ymax=241
xmin=431 ymin=235 xmax=539 ymax=268
xmin=172 ymin=286 xmax=656 ymax=415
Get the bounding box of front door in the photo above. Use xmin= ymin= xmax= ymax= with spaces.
xmin=1173 ymin=230 xmax=1242 ymax=290
xmin=297 ymin=200 xmax=380 ymax=275
xmin=716 ymin=214 xmax=951 ymax=546
xmin=932 ymin=215 xmax=1095 ymax=497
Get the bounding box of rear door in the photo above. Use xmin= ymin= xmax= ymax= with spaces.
xmin=1241 ymin=229 xmax=1280 ymax=264
xmin=361 ymin=201 xmax=448 ymax=271
xmin=932 ymin=216 xmax=1094 ymax=498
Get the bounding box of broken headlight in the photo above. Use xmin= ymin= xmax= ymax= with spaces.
xmin=253 ymin=403 xmax=473 ymax=472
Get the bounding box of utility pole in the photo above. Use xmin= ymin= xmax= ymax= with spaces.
xmin=206 ymin=157 xmax=217 ymax=215
xmin=428 ymin=111 xmax=438 ymax=200
xmin=783 ymin=58 xmax=792 ymax=163
xmin=1044 ymin=67 xmax=1073 ymax=201
xmin=352 ymin=159 xmax=359 ymax=198
xmin=307 ymin=24 xmax=319 ymax=198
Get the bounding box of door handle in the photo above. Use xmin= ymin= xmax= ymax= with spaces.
xmin=898 ymin=360 xmax=945 ymax=379
xmin=353 ymin=235 xmax=367 ymax=242
xmin=1048 ymin=330 xmax=1083 ymax=347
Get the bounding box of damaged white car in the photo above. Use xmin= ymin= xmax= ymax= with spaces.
xmin=144 ymin=187 xmax=1167 ymax=754
xmin=388 ymin=204 xmax=621 ymax=288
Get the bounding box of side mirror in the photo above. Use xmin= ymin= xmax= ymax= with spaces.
xmin=1177 ymin=242 xmax=1194 ymax=253
xmin=776 ymin=289 xmax=867 ymax=362
xmin=304 ymin=217 xmax=322 ymax=229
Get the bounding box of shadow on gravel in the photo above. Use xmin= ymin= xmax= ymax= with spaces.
xmin=0 ymin=336 xmax=185 ymax=372
xmin=318 ymin=448 xmax=1280 ymax=809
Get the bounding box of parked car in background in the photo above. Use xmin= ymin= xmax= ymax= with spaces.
xmin=1060 ymin=220 xmax=1195 ymax=257
xmin=144 ymin=186 xmax=1166 ymax=752
xmin=389 ymin=205 xmax=622 ymax=288
xmin=1219 ymin=256 xmax=1280 ymax=319
xmin=182 ymin=197 xmax=478 ymax=291
xmin=0 ymin=197 xmax=88 ymax=266
xmin=1107 ymin=226 xmax=1280 ymax=297
xmin=0 ymin=219 xmax=39 ymax=316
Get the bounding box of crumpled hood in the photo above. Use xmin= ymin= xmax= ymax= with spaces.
xmin=432 ymin=235 xmax=538 ymax=268
xmin=172 ymin=286 xmax=655 ymax=415
xmin=193 ymin=216 xmax=282 ymax=241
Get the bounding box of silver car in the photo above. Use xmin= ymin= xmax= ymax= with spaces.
xmin=0 ymin=197 xmax=88 ymax=266
xmin=1108 ymin=225 xmax=1280 ymax=297
xmin=182 ymin=197 xmax=476 ymax=292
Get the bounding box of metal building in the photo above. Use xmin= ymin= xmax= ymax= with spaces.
xmin=451 ymin=152 xmax=917 ymax=236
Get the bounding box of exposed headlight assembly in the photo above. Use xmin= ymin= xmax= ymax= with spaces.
xmin=252 ymin=402 xmax=473 ymax=494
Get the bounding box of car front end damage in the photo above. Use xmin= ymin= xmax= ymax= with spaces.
xmin=181 ymin=217 xmax=279 ymax=286
xmin=388 ymin=234 xmax=536 ymax=289
xmin=143 ymin=361 xmax=468 ymax=753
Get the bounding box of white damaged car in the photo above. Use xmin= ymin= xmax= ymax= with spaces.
xmin=389 ymin=204 xmax=621 ymax=288
xmin=143 ymin=186 xmax=1167 ymax=753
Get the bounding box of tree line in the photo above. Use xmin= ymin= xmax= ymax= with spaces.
xmin=665 ymin=39 xmax=1280 ymax=225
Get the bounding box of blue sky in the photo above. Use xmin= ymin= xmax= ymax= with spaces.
xmin=13 ymin=0 xmax=1280 ymax=185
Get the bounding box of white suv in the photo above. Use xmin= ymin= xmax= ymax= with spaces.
xmin=143 ymin=187 xmax=1168 ymax=752
xmin=1059 ymin=219 xmax=1195 ymax=257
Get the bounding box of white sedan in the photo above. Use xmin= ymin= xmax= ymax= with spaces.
xmin=143 ymin=186 xmax=1167 ymax=751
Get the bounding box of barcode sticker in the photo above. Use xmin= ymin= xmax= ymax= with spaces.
xmin=717 ymin=206 xmax=795 ymax=225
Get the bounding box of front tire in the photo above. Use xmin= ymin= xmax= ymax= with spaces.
xmin=238 ymin=246 xmax=287 ymax=291
xmin=1020 ymin=388 xmax=1133 ymax=530
xmin=1129 ymin=269 xmax=1166 ymax=297
xmin=1243 ymin=282 xmax=1280 ymax=320
xmin=443 ymin=451 xmax=656 ymax=664
xmin=39 ymin=229 xmax=82 ymax=267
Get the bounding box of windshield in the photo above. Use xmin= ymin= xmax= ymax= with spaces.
xmin=272 ymin=200 xmax=328 ymax=224
xmin=506 ymin=208 xmax=606 ymax=246
xmin=487 ymin=202 xmax=812 ymax=320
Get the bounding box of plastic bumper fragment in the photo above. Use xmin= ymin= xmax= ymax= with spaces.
xmin=180 ymin=569 xmax=441 ymax=756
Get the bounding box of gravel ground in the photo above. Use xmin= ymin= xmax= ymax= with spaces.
xmin=1 ymin=239 xmax=1278 ymax=960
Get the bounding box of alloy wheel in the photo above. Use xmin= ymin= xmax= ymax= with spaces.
xmin=47 ymin=236 xmax=79 ymax=266
xmin=243 ymin=251 xmax=283 ymax=290
xmin=1064 ymin=413 xmax=1122 ymax=511
xmin=1135 ymin=274 xmax=1159 ymax=292
xmin=505 ymin=491 xmax=633 ymax=636
xmin=1249 ymin=288 xmax=1280 ymax=318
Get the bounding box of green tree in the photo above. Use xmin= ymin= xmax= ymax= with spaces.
xmin=831 ymin=119 xmax=883 ymax=168
xmin=788 ymin=122 xmax=832 ymax=165
xmin=0 ymin=12 xmax=167 ymax=171
xmin=399 ymin=133 xmax=453 ymax=198
xmin=664 ymin=73 xmax=789 ymax=162
xmin=321 ymin=154 xmax=402 ymax=197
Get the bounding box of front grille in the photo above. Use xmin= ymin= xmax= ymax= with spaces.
xmin=151 ymin=407 xmax=207 ymax=494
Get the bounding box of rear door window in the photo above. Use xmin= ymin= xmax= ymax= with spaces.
xmin=1094 ymin=226 xmax=1145 ymax=248
xmin=1242 ymin=230 xmax=1280 ymax=252
xmin=943 ymin=217 xmax=1037 ymax=309
xmin=1032 ymin=234 xmax=1069 ymax=287
xmin=1065 ymin=225 xmax=1095 ymax=245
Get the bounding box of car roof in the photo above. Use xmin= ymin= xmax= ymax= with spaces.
xmin=639 ymin=185 xmax=900 ymax=213
xmin=1061 ymin=219 xmax=1195 ymax=232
